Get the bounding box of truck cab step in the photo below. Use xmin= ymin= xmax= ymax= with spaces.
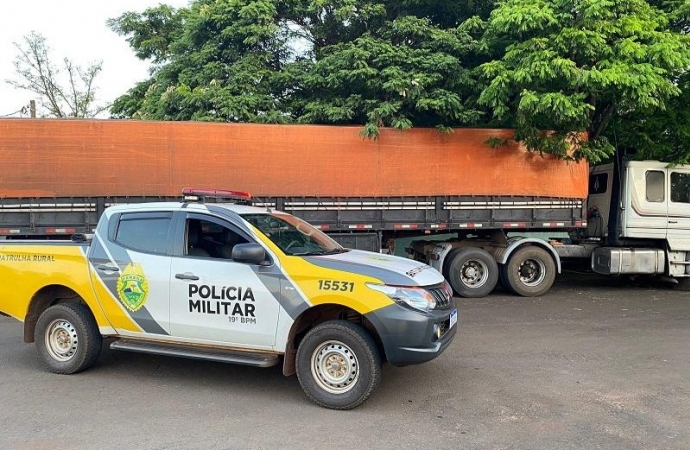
xmin=110 ymin=339 xmax=280 ymax=368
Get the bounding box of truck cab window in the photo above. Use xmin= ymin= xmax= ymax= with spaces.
xmin=115 ymin=215 xmax=171 ymax=254
xmin=645 ymin=170 xmax=665 ymax=203
xmin=589 ymin=173 xmax=608 ymax=195
xmin=671 ymin=172 xmax=690 ymax=204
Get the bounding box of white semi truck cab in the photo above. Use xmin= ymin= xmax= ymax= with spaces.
xmin=411 ymin=160 xmax=690 ymax=297
xmin=585 ymin=160 xmax=690 ymax=279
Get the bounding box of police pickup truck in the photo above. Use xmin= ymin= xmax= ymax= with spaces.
xmin=0 ymin=189 xmax=457 ymax=409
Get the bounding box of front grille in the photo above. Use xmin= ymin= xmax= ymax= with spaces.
xmin=428 ymin=285 xmax=453 ymax=308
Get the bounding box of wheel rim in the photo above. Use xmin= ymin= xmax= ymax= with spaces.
xmin=45 ymin=319 xmax=79 ymax=362
xmin=518 ymin=258 xmax=546 ymax=287
xmin=311 ymin=340 xmax=359 ymax=394
xmin=459 ymin=259 xmax=489 ymax=288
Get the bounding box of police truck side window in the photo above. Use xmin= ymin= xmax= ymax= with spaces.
xmin=115 ymin=213 xmax=172 ymax=254
xmin=218 ymin=227 xmax=247 ymax=259
xmin=186 ymin=219 xmax=211 ymax=257
xmin=185 ymin=218 xmax=247 ymax=259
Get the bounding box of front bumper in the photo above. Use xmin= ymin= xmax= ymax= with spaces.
xmin=365 ymin=303 xmax=457 ymax=366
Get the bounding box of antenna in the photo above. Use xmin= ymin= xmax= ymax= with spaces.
xmin=251 ymin=195 xmax=273 ymax=213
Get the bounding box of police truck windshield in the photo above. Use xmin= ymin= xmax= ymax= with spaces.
xmin=241 ymin=213 xmax=347 ymax=256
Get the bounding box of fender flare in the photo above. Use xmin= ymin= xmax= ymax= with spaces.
xmin=429 ymin=242 xmax=456 ymax=275
xmin=494 ymin=237 xmax=562 ymax=273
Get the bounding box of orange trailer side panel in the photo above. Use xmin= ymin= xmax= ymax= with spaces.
xmin=0 ymin=119 xmax=588 ymax=199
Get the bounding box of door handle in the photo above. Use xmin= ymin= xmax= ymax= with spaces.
xmin=669 ymin=220 xmax=678 ymax=224
xmin=175 ymin=272 xmax=200 ymax=281
xmin=96 ymin=264 xmax=120 ymax=272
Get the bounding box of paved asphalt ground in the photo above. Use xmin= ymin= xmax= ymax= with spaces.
xmin=0 ymin=269 xmax=688 ymax=450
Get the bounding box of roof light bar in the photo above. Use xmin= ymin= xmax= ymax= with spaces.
xmin=182 ymin=187 xmax=253 ymax=203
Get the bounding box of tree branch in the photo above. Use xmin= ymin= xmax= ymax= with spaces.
xmin=5 ymin=31 xmax=105 ymax=118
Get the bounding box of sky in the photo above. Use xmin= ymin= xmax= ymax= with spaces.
xmin=0 ymin=0 xmax=190 ymax=118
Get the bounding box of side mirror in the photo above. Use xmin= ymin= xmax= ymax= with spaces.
xmin=231 ymin=243 xmax=268 ymax=265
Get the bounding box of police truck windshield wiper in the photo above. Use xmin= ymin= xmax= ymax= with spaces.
xmin=293 ymin=249 xmax=349 ymax=256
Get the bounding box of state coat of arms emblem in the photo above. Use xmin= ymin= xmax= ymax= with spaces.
xmin=116 ymin=263 xmax=149 ymax=312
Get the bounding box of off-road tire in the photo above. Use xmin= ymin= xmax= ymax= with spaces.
xmin=296 ymin=320 xmax=382 ymax=410
xmin=35 ymin=303 xmax=102 ymax=374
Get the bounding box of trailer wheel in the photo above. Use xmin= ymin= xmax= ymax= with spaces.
xmin=296 ymin=320 xmax=381 ymax=410
xmin=35 ymin=303 xmax=102 ymax=374
xmin=498 ymin=264 xmax=514 ymax=294
xmin=446 ymin=248 xmax=499 ymax=298
xmin=504 ymin=246 xmax=556 ymax=297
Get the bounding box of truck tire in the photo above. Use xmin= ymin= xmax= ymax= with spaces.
xmin=445 ymin=247 xmax=499 ymax=298
xmin=498 ymin=264 xmax=514 ymax=294
xmin=503 ymin=246 xmax=556 ymax=297
xmin=35 ymin=303 xmax=102 ymax=375
xmin=296 ymin=320 xmax=382 ymax=410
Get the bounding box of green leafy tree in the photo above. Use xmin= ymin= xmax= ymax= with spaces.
xmin=107 ymin=5 xmax=185 ymax=65
xmin=296 ymin=8 xmax=486 ymax=136
xmin=608 ymin=73 xmax=690 ymax=164
xmin=108 ymin=0 xmax=490 ymax=129
xmin=607 ymin=0 xmax=690 ymax=163
xmin=110 ymin=0 xmax=690 ymax=164
xmin=109 ymin=0 xmax=298 ymax=122
xmin=478 ymin=0 xmax=690 ymax=163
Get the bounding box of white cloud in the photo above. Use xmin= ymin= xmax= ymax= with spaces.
xmin=0 ymin=0 xmax=190 ymax=117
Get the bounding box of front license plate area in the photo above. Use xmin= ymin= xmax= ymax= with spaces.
xmin=449 ymin=308 xmax=458 ymax=329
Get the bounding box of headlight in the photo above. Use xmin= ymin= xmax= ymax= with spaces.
xmin=366 ymin=283 xmax=436 ymax=312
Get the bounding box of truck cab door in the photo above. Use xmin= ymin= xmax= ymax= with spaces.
xmin=667 ymin=168 xmax=690 ymax=250
xmin=622 ymin=164 xmax=668 ymax=239
xmin=88 ymin=211 xmax=173 ymax=336
xmin=168 ymin=213 xmax=280 ymax=349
